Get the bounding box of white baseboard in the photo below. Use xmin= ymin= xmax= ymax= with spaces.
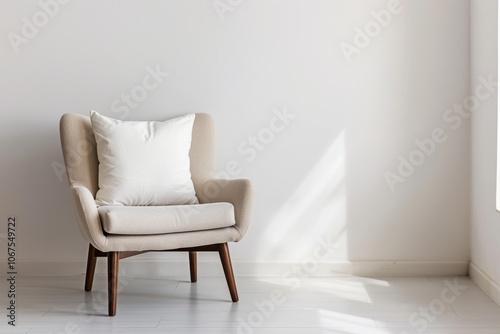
xmin=469 ymin=262 xmax=500 ymax=305
xmin=0 ymin=260 xmax=469 ymax=277
xmin=331 ymin=261 xmax=468 ymax=277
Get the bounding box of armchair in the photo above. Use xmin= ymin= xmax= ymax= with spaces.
xmin=59 ymin=113 xmax=254 ymax=316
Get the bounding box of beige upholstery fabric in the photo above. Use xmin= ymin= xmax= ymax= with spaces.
xmin=59 ymin=113 xmax=254 ymax=252
xmin=99 ymin=203 xmax=235 ymax=235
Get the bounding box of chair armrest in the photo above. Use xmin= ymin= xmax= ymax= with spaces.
xmin=70 ymin=183 xmax=107 ymax=250
xmin=198 ymin=179 xmax=254 ymax=238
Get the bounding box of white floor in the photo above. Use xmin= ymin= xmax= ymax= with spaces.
xmin=1 ymin=275 xmax=500 ymax=333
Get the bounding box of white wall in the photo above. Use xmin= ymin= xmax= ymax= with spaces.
xmin=470 ymin=0 xmax=500 ymax=301
xmin=0 ymin=0 xmax=471 ymax=276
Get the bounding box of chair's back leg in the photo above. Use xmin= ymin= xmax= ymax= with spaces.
xmin=85 ymin=244 xmax=97 ymax=292
xmin=107 ymin=252 xmax=119 ymax=316
xmin=218 ymin=243 xmax=239 ymax=302
xmin=189 ymin=251 xmax=197 ymax=283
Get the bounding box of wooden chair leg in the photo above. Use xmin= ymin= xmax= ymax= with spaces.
xmin=85 ymin=244 xmax=97 ymax=292
xmin=107 ymin=252 xmax=119 ymax=316
xmin=189 ymin=251 xmax=197 ymax=283
xmin=218 ymin=243 xmax=239 ymax=302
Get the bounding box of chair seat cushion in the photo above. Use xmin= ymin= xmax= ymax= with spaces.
xmin=98 ymin=203 xmax=235 ymax=235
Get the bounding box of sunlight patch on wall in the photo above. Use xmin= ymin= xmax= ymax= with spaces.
xmin=260 ymin=131 xmax=347 ymax=261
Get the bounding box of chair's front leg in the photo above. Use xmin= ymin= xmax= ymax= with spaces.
xmin=218 ymin=243 xmax=239 ymax=302
xmin=107 ymin=252 xmax=119 ymax=316
xmin=85 ymin=244 xmax=97 ymax=292
xmin=189 ymin=251 xmax=197 ymax=283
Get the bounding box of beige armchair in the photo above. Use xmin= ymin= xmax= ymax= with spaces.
xmin=59 ymin=113 xmax=254 ymax=316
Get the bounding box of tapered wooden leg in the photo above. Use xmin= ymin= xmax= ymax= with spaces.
xmin=85 ymin=244 xmax=97 ymax=292
xmin=107 ymin=252 xmax=119 ymax=316
xmin=189 ymin=251 xmax=197 ymax=283
xmin=218 ymin=243 xmax=239 ymax=302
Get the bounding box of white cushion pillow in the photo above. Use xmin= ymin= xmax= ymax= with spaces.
xmin=90 ymin=110 xmax=199 ymax=206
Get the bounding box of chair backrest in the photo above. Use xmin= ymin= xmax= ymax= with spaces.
xmin=59 ymin=113 xmax=215 ymax=199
